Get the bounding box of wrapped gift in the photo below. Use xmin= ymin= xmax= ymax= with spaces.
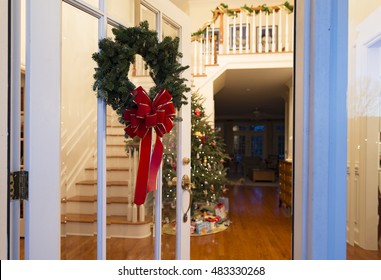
xmin=215 ymin=202 xmax=227 ymax=220
xmin=218 ymin=197 xmax=229 ymax=212
xmin=205 ymin=215 xmax=220 ymax=229
xmin=195 ymin=221 xmax=211 ymax=234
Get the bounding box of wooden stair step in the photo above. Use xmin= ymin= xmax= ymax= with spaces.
xmin=85 ymin=167 xmax=129 ymax=171
xmin=107 ymin=215 xmax=151 ymax=225
xmin=66 ymin=195 xmax=97 ymax=202
xmin=107 ymin=155 xmax=129 ymax=159
xmin=63 ymin=213 xmax=97 ymax=223
xmin=62 ymin=214 xmax=151 ymax=225
xmin=76 ymin=180 xmax=129 ymax=187
xmin=64 ymin=195 xmax=129 ymax=204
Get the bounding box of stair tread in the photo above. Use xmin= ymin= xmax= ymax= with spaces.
xmin=63 ymin=213 xmax=97 ymax=223
xmin=76 ymin=180 xmax=129 ymax=186
xmin=62 ymin=214 xmax=151 ymax=225
xmin=107 ymin=155 xmax=129 ymax=159
xmin=66 ymin=195 xmax=97 ymax=202
xmin=85 ymin=167 xmax=129 ymax=171
xmin=107 ymin=215 xmax=151 ymax=225
xmin=66 ymin=195 xmax=130 ymax=204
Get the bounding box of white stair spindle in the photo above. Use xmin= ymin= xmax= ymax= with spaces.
xmin=258 ymin=11 xmax=262 ymax=53
xmin=265 ymin=12 xmax=269 ymax=53
xmin=193 ymin=40 xmax=197 ymax=75
xmin=211 ymin=23 xmax=215 ymax=64
xmin=205 ymin=27 xmax=209 ymax=65
xmin=278 ymin=9 xmax=283 ymax=52
xmin=226 ymin=16 xmax=230 ymax=54
xmin=233 ymin=14 xmax=236 ymax=54
xmin=252 ymin=12 xmax=256 ymax=53
xmin=271 ymin=11 xmax=275 ymax=52
xmin=239 ymin=12 xmax=243 ymax=53
xmin=199 ymin=37 xmax=203 ymax=74
xmin=245 ymin=14 xmax=249 ymax=53
xmin=285 ymin=12 xmax=289 ymax=52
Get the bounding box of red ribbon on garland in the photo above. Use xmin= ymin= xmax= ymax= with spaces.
xmin=124 ymin=86 xmax=175 ymax=205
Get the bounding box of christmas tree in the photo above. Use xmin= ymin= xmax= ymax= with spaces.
xmin=162 ymin=92 xmax=230 ymax=206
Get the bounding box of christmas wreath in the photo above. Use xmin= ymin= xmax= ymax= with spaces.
xmin=92 ymin=21 xmax=190 ymax=205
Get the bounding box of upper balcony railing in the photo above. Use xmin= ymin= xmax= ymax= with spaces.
xmin=191 ymin=2 xmax=294 ymax=76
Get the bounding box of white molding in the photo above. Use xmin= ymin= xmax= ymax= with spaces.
xmin=0 ymin=0 xmax=8 ymax=260
xmin=294 ymin=0 xmax=348 ymax=259
xmin=24 ymin=0 xmax=61 ymax=259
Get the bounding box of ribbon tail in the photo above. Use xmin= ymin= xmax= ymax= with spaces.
xmin=134 ymin=130 xmax=152 ymax=205
xmin=147 ymin=136 xmax=164 ymax=193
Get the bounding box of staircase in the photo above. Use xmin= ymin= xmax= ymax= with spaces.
xmin=61 ymin=107 xmax=151 ymax=239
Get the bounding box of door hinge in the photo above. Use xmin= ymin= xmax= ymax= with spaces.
xmin=10 ymin=171 xmax=29 ymax=200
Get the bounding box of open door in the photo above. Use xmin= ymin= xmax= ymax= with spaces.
xmin=13 ymin=0 xmax=191 ymax=260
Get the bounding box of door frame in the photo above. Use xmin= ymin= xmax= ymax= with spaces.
xmin=0 ymin=0 xmax=9 ymax=260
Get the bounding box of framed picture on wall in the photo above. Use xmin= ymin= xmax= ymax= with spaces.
xmin=256 ymin=25 xmax=278 ymax=51
xmin=229 ymin=24 xmax=249 ymax=50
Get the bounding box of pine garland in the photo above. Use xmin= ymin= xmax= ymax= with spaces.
xmin=92 ymin=21 xmax=190 ymax=123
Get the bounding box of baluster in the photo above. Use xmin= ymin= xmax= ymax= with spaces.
xmin=199 ymin=37 xmax=203 ymax=74
xmin=278 ymin=9 xmax=283 ymax=52
xmin=226 ymin=16 xmax=230 ymax=54
xmin=258 ymin=10 xmax=262 ymax=53
xmin=205 ymin=27 xmax=209 ymax=65
xmin=211 ymin=23 xmax=215 ymax=64
xmin=193 ymin=40 xmax=197 ymax=75
xmin=252 ymin=12 xmax=256 ymax=53
xmin=271 ymin=11 xmax=275 ymax=52
xmin=265 ymin=12 xmax=269 ymax=53
xmin=232 ymin=14 xmax=236 ymax=54
xmin=239 ymin=12 xmax=243 ymax=53
xmin=285 ymin=12 xmax=289 ymax=52
xmin=245 ymin=14 xmax=249 ymax=53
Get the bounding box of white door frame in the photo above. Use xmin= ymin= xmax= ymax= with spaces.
xmin=24 ymin=0 xmax=61 ymax=259
xmin=294 ymin=0 xmax=348 ymax=259
xmin=0 ymin=0 xmax=9 ymax=260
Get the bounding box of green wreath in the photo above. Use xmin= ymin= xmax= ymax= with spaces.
xmin=92 ymin=21 xmax=190 ymax=123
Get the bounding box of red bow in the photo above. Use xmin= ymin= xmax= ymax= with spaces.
xmin=124 ymin=86 xmax=175 ymax=205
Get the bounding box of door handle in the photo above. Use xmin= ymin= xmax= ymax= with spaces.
xmin=181 ymin=174 xmax=192 ymax=223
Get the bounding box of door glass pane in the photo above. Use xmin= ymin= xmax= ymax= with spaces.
xmin=61 ymin=2 xmax=98 ymax=259
xmin=251 ymin=135 xmax=263 ymax=157
xmin=107 ymin=0 xmax=134 ymax=27
xmin=140 ymin=4 xmax=157 ymax=29
xmin=83 ymin=0 xmax=98 ymax=9
xmin=163 ymin=18 xmax=180 ymax=39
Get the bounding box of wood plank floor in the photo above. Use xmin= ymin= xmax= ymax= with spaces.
xmin=20 ymin=183 xmax=380 ymax=260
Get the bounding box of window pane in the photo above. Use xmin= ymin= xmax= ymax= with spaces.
xmin=141 ymin=4 xmax=157 ymax=30
xmin=163 ymin=18 xmax=179 ymax=39
xmin=83 ymin=0 xmax=98 ymax=9
xmin=61 ymin=2 xmax=99 ymax=259
xmin=251 ymin=135 xmax=263 ymax=157
xmin=107 ymin=0 xmax=135 ymax=27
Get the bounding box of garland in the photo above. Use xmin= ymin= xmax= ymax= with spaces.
xmin=192 ymin=1 xmax=294 ymax=38
xmin=92 ymin=21 xmax=190 ymax=121
xmin=92 ymin=21 xmax=190 ymax=205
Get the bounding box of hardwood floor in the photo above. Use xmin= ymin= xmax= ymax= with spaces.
xmin=19 ymin=183 xmax=380 ymax=260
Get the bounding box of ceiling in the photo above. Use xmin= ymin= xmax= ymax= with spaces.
xmin=214 ymin=68 xmax=293 ymax=122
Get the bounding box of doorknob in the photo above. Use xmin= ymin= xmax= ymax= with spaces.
xmin=181 ymin=174 xmax=192 ymax=223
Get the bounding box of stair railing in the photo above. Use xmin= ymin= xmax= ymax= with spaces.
xmin=191 ymin=2 xmax=294 ymax=76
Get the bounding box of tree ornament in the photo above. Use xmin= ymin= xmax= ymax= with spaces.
xmin=194 ymin=108 xmax=201 ymax=116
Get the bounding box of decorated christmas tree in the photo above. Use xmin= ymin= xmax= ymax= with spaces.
xmin=162 ymin=92 xmax=230 ymax=206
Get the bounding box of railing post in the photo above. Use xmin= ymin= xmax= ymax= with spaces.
xmin=278 ymin=9 xmax=283 ymax=52
xmin=232 ymin=13 xmax=236 ymax=54
xmin=239 ymin=12 xmax=243 ymax=54
xmin=226 ymin=16 xmax=230 ymax=54
xmin=258 ymin=11 xmax=262 ymax=53
xmin=211 ymin=23 xmax=215 ymax=64
xmin=285 ymin=12 xmax=289 ymax=52
xmin=205 ymin=26 xmax=209 ymax=65
xmin=252 ymin=12 xmax=256 ymax=53
xmin=265 ymin=12 xmax=269 ymax=53
xmin=271 ymin=11 xmax=275 ymax=52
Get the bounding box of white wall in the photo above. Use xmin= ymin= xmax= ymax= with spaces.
xmin=347 ymin=3 xmax=381 ymax=250
xmin=0 ymin=0 xmax=8 ymax=260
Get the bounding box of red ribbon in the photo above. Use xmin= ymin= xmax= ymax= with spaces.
xmin=124 ymin=86 xmax=175 ymax=205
